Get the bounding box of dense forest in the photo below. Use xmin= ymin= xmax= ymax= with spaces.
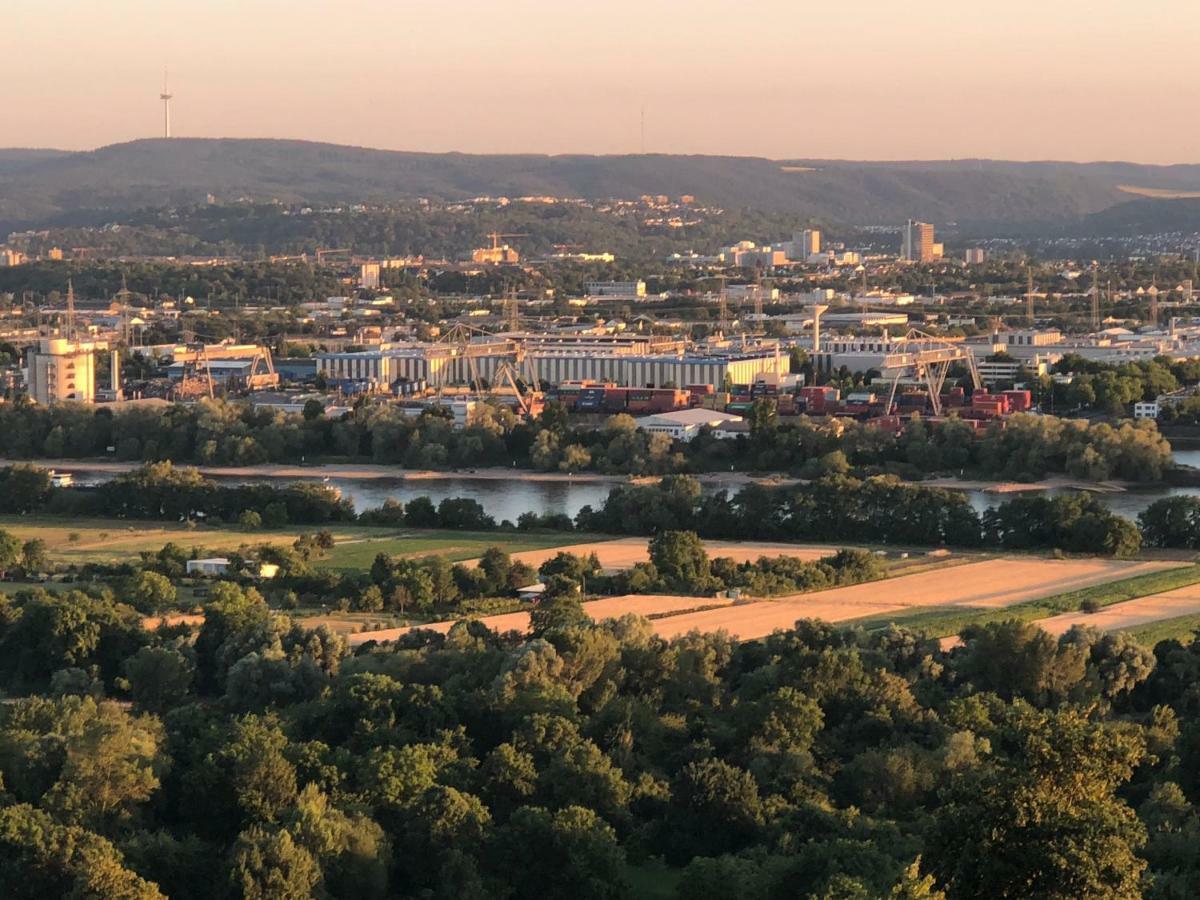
xmin=0 ymin=398 xmax=1175 ymax=483
xmin=3 ymin=569 xmax=1200 ymax=897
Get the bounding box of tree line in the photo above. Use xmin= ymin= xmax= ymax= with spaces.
xmin=0 ymin=395 xmax=1175 ymax=483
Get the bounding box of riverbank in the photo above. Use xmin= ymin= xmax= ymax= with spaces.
xmin=0 ymin=457 xmax=1140 ymax=496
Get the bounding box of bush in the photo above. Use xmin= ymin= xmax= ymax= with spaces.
xmin=238 ymin=510 xmax=263 ymax=530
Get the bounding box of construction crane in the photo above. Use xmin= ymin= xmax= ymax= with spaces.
xmin=486 ymin=232 xmax=528 ymax=250
xmin=488 ymin=360 xmax=539 ymax=418
xmin=172 ymin=342 xmax=216 ymax=400
xmin=880 ymin=330 xmax=981 ymax=417
xmin=315 ymin=248 xmax=352 ymax=264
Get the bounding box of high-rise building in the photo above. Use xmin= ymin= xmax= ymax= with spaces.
xmin=902 ymin=220 xmax=935 ymax=263
xmin=964 ymin=248 xmax=987 ymax=265
xmin=791 ymin=229 xmax=821 ymax=259
xmin=25 ymin=338 xmax=99 ymax=404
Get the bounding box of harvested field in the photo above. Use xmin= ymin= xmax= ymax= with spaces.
xmin=649 ymin=558 xmax=1180 ymax=642
xmin=505 ymin=538 xmax=836 ymax=573
xmin=347 ymin=593 xmax=733 ymax=646
xmin=1037 ymin=583 xmax=1200 ymax=637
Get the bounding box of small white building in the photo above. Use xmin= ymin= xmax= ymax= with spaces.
xmin=637 ymin=408 xmax=744 ymax=442
xmin=1134 ymin=401 xmax=1160 ymax=420
xmin=186 ymin=558 xmax=230 ymax=577
xmin=186 ymin=558 xmax=280 ymax=579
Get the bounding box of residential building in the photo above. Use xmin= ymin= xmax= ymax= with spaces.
xmin=964 ymin=248 xmax=987 ymax=265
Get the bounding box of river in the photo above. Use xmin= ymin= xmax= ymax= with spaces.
xmin=61 ymin=451 xmax=1200 ymax=523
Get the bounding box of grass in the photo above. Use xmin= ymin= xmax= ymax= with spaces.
xmin=319 ymin=530 xmax=604 ymax=570
xmin=0 ymin=516 xmax=601 ymax=570
xmin=1128 ymin=614 xmax=1200 ymax=647
xmin=850 ymin=564 xmax=1200 ymax=639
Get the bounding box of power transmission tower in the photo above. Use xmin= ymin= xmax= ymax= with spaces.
xmin=1026 ymin=267 xmax=1034 ymax=324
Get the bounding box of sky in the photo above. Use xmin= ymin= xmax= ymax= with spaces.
xmin=5 ymin=0 xmax=1200 ymax=163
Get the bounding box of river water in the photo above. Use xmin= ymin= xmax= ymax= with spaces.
xmin=61 ymin=450 xmax=1200 ymax=524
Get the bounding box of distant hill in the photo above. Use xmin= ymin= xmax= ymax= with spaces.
xmin=2 ymin=138 xmax=1200 ymax=233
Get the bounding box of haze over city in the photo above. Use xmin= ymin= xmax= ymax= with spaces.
xmin=7 ymin=0 xmax=1200 ymax=162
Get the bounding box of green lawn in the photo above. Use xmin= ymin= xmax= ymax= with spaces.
xmin=1128 ymin=613 xmax=1200 ymax=647
xmin=0 ymin=516 xmax=599 ymax=571
xmin=319 ymin=530 xmax=606 ymax=570
xmin=850 ymin=564 xmax=1200 ymax=639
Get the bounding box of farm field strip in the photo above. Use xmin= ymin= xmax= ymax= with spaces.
xmin=1034 ymin=583 xmax=1200 ymax=637
xmin=346 ymin=593 xmax=735 ymax=646
xmin=648 ymin=558 xmax=1182 ymax=642
xmin=500 ymin=538 xmax=839 ymax=573
xmin=346 ymin=558 xmax=1178 ymax=647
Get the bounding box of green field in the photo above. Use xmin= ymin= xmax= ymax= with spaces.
xmin=850 ymin=564 xmax=1200 ymax=639
xmin=1128 ymin=613 xmax=1200 ymax=646
xmin=0 ymin=516 xmax=600 ymax=570
xmin=319 ymin=530 xmax=606 ymax=570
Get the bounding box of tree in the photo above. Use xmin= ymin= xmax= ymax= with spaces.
xmin=238 ymin=510 xmax=263 ymax=530
xmin=0 ymin=803 xmax=165 ymax=899
xmin=490 ymin=806 xmax=626 ymax=900
xmin=20 ymin=539 xmax=48 ymax=575
xmin=926 ymin=704 xmax=1147 ymax=899
xmin=666 ymin=758 xmax=763 ymax=860
xmin=230 ymin=826 xmax=321 ymax=900
xmin=123 ymin=571 xmax=177 ymax=615
xmin=0 ymin=528 xmax=22 ymax=578
xmin=648 ymin=530 xmax=712 ymax=592
xmin=122 ymin=646 xmax=195 ymax=713
xmin=0 ymin=696 xmax=166 ymax=833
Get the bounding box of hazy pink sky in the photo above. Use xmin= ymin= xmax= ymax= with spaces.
xmin=7 ymin=0 xmax=1199 ymax=163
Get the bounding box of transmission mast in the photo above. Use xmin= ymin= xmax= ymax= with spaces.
xmin=159 ymin=69 xmax=173 ymax=139
xmin=66 ymin=279 xmax=76 ymax=340
xmin=1025 ymin=266 xmax=1034 ymax=324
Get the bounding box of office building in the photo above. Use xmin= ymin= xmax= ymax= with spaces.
xmin=789 ymin=229 xmax=821 ymax=260
xmin=25 ymin=338 xmax=100 ymax=404
xmin=902 ymin=221 xmax=935 ymax=263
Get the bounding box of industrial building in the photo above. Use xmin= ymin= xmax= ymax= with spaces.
xmin=314 ymin=338 xmax=786 ymax=392
xmin=584 ymin=280 xmax=646 ymax=298
xmin=24 ymin=338 xmax=104 ymax=404
xmin=637 ymin=408 xmax=744 ymax=442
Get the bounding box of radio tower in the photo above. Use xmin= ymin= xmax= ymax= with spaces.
xmin=159 ymin=70 xmax=173 ymax=139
